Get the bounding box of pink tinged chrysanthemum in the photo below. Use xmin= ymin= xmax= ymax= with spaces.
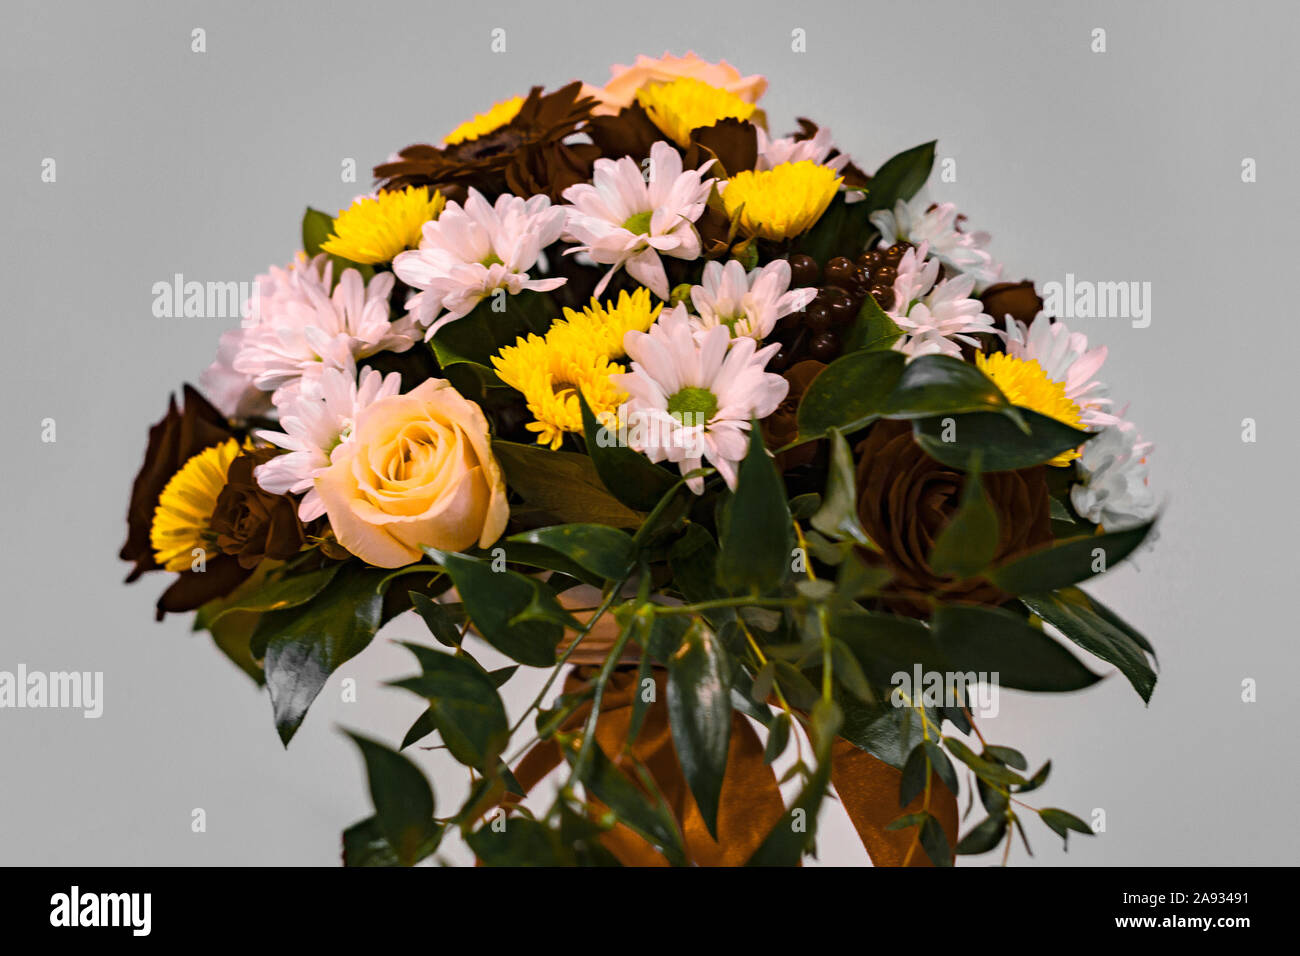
xmin=1070 ymin=425 xmax=1156 ymax=531
xmin=200 ymin=327 xmax=272 ymax=421
xmin=888 ymin=243 xmax=998 ymax=360
xmin=689 ymin=259 xmax=817 ymax=341
xmin=1003 ymin=313 xmax=1120 ymax=429
xmin=613 ymin=305 xmax=788 ymax=493
xmin=254 ymin=361 xmax=403 ymax=521
xmin=232 ymin=254 xmax=416 ymax=400
xmin=870 ymin=197 xmax=1001 ymax=289
xmin=392 ymin=188 xmax=567 ymax=338
xmin=755 ymin=125 xmax=850 ymax=173
xmin=561 ymin=141 xmax=715 ymax=300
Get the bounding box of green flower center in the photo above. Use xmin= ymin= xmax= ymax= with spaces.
xmin=481 ymin=251 xmax=504 ymax=268
xmin=622 ymin=211 xmax=653 ymax=236
xmin=666 ymin=386 xmax=718 ymax=423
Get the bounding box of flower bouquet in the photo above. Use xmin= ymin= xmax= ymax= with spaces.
xmin=121 ymin=53 xmax=1158 ymax=867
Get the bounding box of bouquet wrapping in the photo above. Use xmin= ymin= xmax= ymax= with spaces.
xmin=122 ymin=53 xmax=1159 ymax=866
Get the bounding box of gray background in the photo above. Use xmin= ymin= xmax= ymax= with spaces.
xmin=3 ymin=0 xmax=1296 ymax=866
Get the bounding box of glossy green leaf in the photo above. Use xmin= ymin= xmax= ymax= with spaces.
xmin=560 ymin=738 xmax=687 ymax=865
xmin=1020 ymin=589 xmax=1157 ymax=702
xmin=345 ymin=732 xmax=440 ymax=866
xmin=508 ymin=524 xmax=636 ymax=581
xmin=422 ymin=550 xmax=563 ymax=667
xmin=342 ymin=815 xmax=442 ymax=867
xmin=261 ymin=564 xmax=388 ymax=745
xmin=842 ymin=292 xmax=904 ymax=353
xmin=208 ymin=564 xmax=340 ymax=626
xmin=492 ymin=439 xmax=643 ymax=528
xmin=831 ymin=609 xmax=946 ymax=686
xmin=928 ymin=472 xmax=999 ymax=579
xmin=796 ymin=348 xmax=906 ymax=439
xmin=579 ymin=394 xmax=677 ymax=511
xmin=666 ymin=622 xmax=733 ymax=838
xmin=913 ymin=408 xmax=1093 ymax=472
xmin=944 ymin=737 xmax=1027 ymax=787
xmin=810 ymin=428 xmax=875 ymax=548
xmin=955 ymin=813 xmax=1008 ymax=855
xmin=931 ymin=605 xmax=1102 ymax=692
xmin=865 ymin=140 xmax=936 ymax=213
xmin=988 ymin=520 xmax=1156 ymax=594
xmin=410 ymin=591 xmax=461 ymax=647
xmin=388 ymin=643 xmax=510 ymax=770
xmin=468 ymin=817 xmax=568 ymax=866
xmin=716 ymin=429 xmax=793 ymax=594
xmin=881 ymin=354 xmax=1011 ymax=419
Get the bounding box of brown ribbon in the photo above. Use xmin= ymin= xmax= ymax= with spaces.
xmin=505 ymin=667 xmax=958 ymax=866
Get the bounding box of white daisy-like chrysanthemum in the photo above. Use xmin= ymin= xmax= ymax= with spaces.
xmin=613 ymin=305 xmax=788 ymax=493
xmin=870 ymin=196 xmax=1001 ymax=289
xmin=1070 ymin=425 xmax=1156 ymax=531
xmin=200 ymin=327 xmax=272 ymax=422
xmin=1004 ymin=313 xmax=1122 ymax=429
xmin=254 ymin=361 xmax=403 ymax=521
xmin=561 ymin=141 xmax=715 ymax=300
xmin=689 ymin=259 xmax=817 ymax=341
xmin=392 ymin=188 xmax=567 ymax=338
xmin=232 ymin=254 xmax=416 ymax=400
xmin=888 ymin=243 xmax=998 ymax=359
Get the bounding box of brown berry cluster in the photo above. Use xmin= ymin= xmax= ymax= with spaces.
xmin=770 ymin=243 xmax=911 ymax=369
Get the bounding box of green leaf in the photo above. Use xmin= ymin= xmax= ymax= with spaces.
xmin=943 ymin=737 xmax=1027 ymax=787
xmin=207 ymin=564 xmax=341 ymax=626
xmin=261 ymin=564 xmax=388 ymax=745
xmin=919 ymin=811 xmax=953 ymax=866
xmin=931 ymin=605 xmax=1102 ymax=692
xmin=763 ymin=712 xmax=792 ymax=765
xmin=881 ymin=354 xmax=1012 ymax=420
xmin=468 ymin=817 xmax=568 ymax=866
xmin=928 ymin=472 xmax=999 ymax=579
xmin=342 ymin=815 xmax=442 ymax=867
xmin=842 ymin=292 xmax=904 ymax=353
xmin=865 ymin=141 xmax=936 ymax=213
xmin=388 ymin=643 xmax=510 ymax=770
xmin=508 ymin=524 xmax=636 ymax=581
xmin=831 ymin=609 xmax=947 ymax=686
xmin=399 ymin=708 xmax=439 ymax=750
xmin=1020 ymin=589 xmax=1157 ymax=702
xmin=345 ymin=731 xmax=440 ymax=866
xmin=429 ymin=290 xmax=554 ymax=367
xmin=579 ymin=393 xmax=677 ymax=511
xmin=925 ymin=739 xmax=960 ymax=796
xmin=955 ymin=813 xmax=1008 ymax=855
xmin=988 ymin=520 xmax=1157 ymax=594
xmin=796 ymin=348 xmax=906 ymax=439
xmin=746 ymin=753 xmax=832 ymax=866
xmin=913 ymin=409 xmax=1092 ymax=472
xmin=1039 ymin=807 xmax=1094 ymax=848
xmin=716 ymin=428 xmax=793 ymax=594
xmin=559 ymin=738 xmax=687 ymax=865
xmin=492 ymin=439 xmax=643 ymax=529
xmin=666 ymin=621 xmax=733 ymax=838
xmin=900 ymin=743 xmax=928 ymax=807
xmin=422 ymin=550 xmax=563 ymax=667
xmin=409 ymin=591 xmax=461 ymax=647
xmin=810 ymin=428 xmax=875 ymax=548
xmin=984 ymin=745 xmax=1028 ymax=771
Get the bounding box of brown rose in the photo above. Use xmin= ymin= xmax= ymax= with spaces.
xmin=762 ymin=360 xmax=825 ymax=471
xmin=210 ymin=448 xmax=306 ymax=569
xmin=853 ymin=420 xmax=1052 ymax=615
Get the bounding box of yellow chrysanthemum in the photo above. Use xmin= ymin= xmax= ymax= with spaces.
xmin=635 ymin=77 xmax=757 ymax=147
xmin=150 ymin=438 xmax=242 ymax=572
xmin=321 ymin=186 xmax=445 ymax=265
xmin=548 ymin=289 xmax=662 ymax=360
xmin=721 ymin=161 xmax=842 ymax=240
xmin=492 ymin=335 xmax=627 ymax=450
xmin=976 ymin=352 xmax=1085 ymax=466
xmin=443 ymin=95 xmax=526 ymax=146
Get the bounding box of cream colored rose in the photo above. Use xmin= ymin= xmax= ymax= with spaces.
xmin=583 ymin=51 xmax=768 ymax=115
xmin=315 ymin=379 xmax=508 ymax=568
